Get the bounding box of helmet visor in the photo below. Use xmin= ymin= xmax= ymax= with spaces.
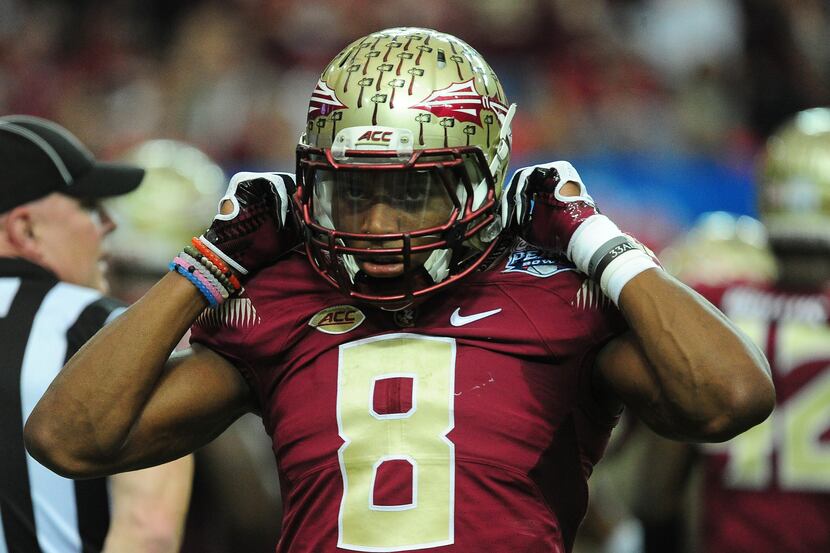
xmin=313 ymin=168 xmax=456 ymax=234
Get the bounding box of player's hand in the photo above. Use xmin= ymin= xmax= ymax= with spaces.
xmin=199 ymin=172 xmax=299 ymax=278
xmin=510 ymin=161 xmax=598 ymax=254
xmin=509 ymin=161 xmax=660 ymax=304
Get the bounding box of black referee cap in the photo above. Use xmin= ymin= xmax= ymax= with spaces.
xmin=0 ymin=115 xmax=144 ymax=213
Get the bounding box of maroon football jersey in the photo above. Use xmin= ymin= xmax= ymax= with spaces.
xmin=696 ymin=282 xmax=830 ymax=553
xmin=191 ymin=241 xmax=626 ymax=552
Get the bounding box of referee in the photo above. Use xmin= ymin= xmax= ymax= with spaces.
xmin=0 ymin=116 xmax=193 ymax=553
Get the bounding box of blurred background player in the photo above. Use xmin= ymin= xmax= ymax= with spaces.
xmin=105 ymin=139 xmax=226 ymax=302
xmin=104 ymin=138 xmax=282 ymax=553
xmin=659 ymin=210 xmax=777 ymax=287
xmin=573 ymin=208 xmax=778 ymax=553
xmin=0 ymin=116 xmax=193 ymax=553
xmin=632 ymin=107 xmax=830 ymax=553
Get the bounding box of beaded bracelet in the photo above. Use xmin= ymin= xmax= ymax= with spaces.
xmin=179 ymin=252 xmax=229 ymax=300
xmin=172 ymin=256 xmax=224 ymax=305
xmin=169 ymin=262 xmax=219 ymax=308
xmin=190 ymin=237 xmax=242 ymax=291
xmin=184 ymin=245 xmax=234 ymax=291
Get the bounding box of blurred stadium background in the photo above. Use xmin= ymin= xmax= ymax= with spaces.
xmin=3 ymin=0 xmax=828 ymax=551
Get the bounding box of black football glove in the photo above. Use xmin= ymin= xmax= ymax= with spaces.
xmin=198 ymin=172 xmax=299 ymax=278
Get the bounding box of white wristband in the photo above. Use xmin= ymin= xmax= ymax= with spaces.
xmin=567 ymin=214 xmax=623 ymax=273
xmin=600 ymin=250 xmax=659 ymax=304
xmin=567 ymin=213 xmax=660 ymax=304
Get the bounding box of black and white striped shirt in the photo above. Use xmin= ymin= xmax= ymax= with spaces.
xmin=0 ymin=258 xmax=125 ymax=553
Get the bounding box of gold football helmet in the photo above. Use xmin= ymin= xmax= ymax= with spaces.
xmin=660 ymin=211 xmax=776 ymax=286
xmin=759 ymin=107 xmax=830 ymax=252
xmin=294 ymin=27 xmax=516 ymax=308
xmin=105 ymin=139 xmax=225 ymax=275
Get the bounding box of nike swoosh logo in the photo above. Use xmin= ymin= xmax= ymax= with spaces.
xmin=450 ymin=307 xmax=502 ymax=327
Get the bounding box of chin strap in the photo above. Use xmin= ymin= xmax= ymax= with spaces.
xmin=490 ymin=103 xmax=516 ymax=184
xmin=424 ymin=103 xmax=517 ymax=282
xmin=423 ymin=248 xmax=451 ymax=283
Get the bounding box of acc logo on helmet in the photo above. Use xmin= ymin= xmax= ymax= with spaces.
xmin=357 ymin=130 xmax=393 ymax=143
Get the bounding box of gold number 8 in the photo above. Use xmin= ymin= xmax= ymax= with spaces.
xmin=337 ymin=333 xmax=456 ymax=551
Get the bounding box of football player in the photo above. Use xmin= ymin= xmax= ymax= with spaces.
xmin=24 ymin=28 xmax=774 ymax=552
xmin=635 ymin=108 xmax=830 ymax=553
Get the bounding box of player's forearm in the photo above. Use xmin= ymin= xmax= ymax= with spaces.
xmin=24 ymin=273 xmax=207 ymax=475
xmin=618 ymin=269 xmax=774 ymax=441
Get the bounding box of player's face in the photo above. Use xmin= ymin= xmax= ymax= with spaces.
xmin=328 ymin=169 xmax=454 ymax=278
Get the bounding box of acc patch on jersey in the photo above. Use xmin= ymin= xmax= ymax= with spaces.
xmin=309 ymin=305 xmax=366 ymax=335
xmin=502 ymin=239 xmax=575 ymax=278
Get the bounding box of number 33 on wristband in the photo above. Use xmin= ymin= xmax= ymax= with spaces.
xmin=337 ymin=334 xmax=456 ymax=551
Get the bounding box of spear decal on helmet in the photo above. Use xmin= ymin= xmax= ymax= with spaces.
xmin=411 ymin=78 xmax=508 ymax=126
xmin=484 ymin=114 xmax=494 ymax=147
xmin=315 ymin=118 xmax=326 ymax=143
xmin=307 ymin=79 xmax=347 ymax=121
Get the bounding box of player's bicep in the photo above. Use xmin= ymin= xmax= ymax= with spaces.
xmin=115 ymin=344 xmax=255 ymax=471
xmin=594 ymin=332 xmax=679 ymax=438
